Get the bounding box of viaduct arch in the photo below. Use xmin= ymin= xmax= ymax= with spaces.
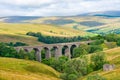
xmin=15 ymin=41 xmax=92 ymax=62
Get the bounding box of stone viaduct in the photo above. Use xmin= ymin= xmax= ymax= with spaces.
xmin=15 ymin=41 xmax=92 ymax=62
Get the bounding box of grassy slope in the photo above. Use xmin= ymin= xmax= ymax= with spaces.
xmin=0 ymin=57 xmax=60 ymax=80
xmin=80 ymin=47 xmax=120 ymax=80
xmin=0 ymin=22 xmax=93 ymax=45
xmin=27 ymin=16 xmax=120 ymax=34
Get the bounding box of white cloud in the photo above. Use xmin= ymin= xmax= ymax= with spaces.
xmin=0 ymin=0 xmax=120 ymax=16
xmin=0 ymin=0 xmax=55 ymax=6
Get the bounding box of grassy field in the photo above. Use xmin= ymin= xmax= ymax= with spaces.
xmin=0 ymin=57 xmax=60 ymax=80
xmin=0 ymin=22 xmax=94 ymax=45
xmin=79 ymin=47 xmax=120 ymax=80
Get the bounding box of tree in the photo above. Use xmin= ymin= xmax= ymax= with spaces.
xmin=14 ymin=42 xmax=28 ymax=47
xmin=27 ymin=50 xmax=36 ymax=60
xmin=61 ymin=56 xmax=89 ymax=80
xmin=89 ymin=45 xmax=103 ymax=53
xmin=17 ymin=49 xmax=26 ymax=59
xmin=42 ymin=56 xmax=68 ymax=72
xmin=26 ymin=32 xmax=85 ymax=44
xmin=117 ymin=39 xmax=120 ymax=46
xmin=91 ymin=52 xmax=107 ymax=70
xmin=90 ymin=39 xmax=104 ymax=45
xmin=73 ymin=44 xmax=89 ymax=58
xmin=0 ymin=43 xmax=17 ymax=58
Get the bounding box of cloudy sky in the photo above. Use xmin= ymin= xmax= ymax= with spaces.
xmin=0 ymin=0 xmax=120 ymax=16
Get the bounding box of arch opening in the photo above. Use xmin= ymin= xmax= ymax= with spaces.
xmin=88 ymin=43 xmax=90 ymax=45
xmin=51 ymin=46 xmax=58 ymax=57
xmin=70 ymin=45 xmax=77 ymax=58
xmin=33 ymin=48 xmax=41 ymax=61
xmin=62 ymin=45 xmax=70 ymax=57
xmin=24 ymin=48 xmax=29 ymax=53
xmin=41 ymin=47 xmax=51 ymax=60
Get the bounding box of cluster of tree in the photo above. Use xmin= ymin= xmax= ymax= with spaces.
xmin=60 ymin=56 xmax=89 ymax=80
xmin=42 ymin=52 xmax=107 ymax=80
xmin=73 ymin=44 xmax=103 ymax=58
xmin=5 ymin=42 xmax=28 ymax=47
xmin=26 ymin=32 xmax=86 ymax=44
xmin=0 ymin=42 xmax=35 ymax=60
xmin=90 ymin=34 xmax=120 ymax=46
xmin=39 ymin=38 xmax=108 ymax=80
xmin=61 ymin=52 xmax=107 ymax=80
xmin=104 ymin=34 xmax=120 ymax=46
xmin=26 ymin=32 xmax=120 ymax=48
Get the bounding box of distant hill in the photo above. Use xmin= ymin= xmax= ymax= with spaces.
xmin=78 ymin=11 xmax=120 ymax=17
xmin=0 ymin=11 xmax=120 ymax=36
xmin=79 ymin=21 xmax=105 ymax=27
xmin=0 ymin=11 xmax=120 ymax=23
xmin=44 ymin=19 xmax=75 ymax=25
xmin=0 ymin=16 xmax=41 ymax=23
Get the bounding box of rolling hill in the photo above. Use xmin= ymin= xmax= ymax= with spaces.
xmin=0 ymin=22 xmax=94 ymax=45
xmin=0 ymin=57 xmax=60 ymax=80
xmin=0 ymin=11 xmax=120 ymax=35
xmin=78 ymin=11 xmax=120 ymax=17
xmin=28 ymin=16 xmax=120 ymax=35
xmin=79 ymin=47 xmax=120 ymax=80
xmin=0 ymin=16 xmax=41 ymax=23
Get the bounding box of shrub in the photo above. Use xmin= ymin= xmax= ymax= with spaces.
xmin=60 ymin=73 xmax=67 ymax=80
xmin=42 ymin=56 xmax=68 ymax=72
xmin=0 ymin=42 xmax=36 ymax=61
xmin=68 ymin=74 xmax=78 ymax=80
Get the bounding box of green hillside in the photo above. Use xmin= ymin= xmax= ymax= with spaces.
xmin=24 ymin=16 xmax=120 ymax=34
xmin=79 ymin=47 xmax=120 ymax=80
xmin=0 ymin=57 xmax=60 ymax=80
xmin=0 ymin=22 xmax=94 ymax=45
